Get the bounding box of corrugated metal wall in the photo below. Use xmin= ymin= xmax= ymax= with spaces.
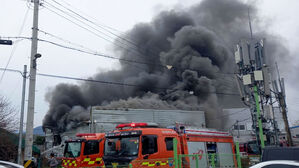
xmin=91 ymin=108 xmax=205 ymax=132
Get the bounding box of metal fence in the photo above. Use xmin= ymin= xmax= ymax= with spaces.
xmin=172 ymin=139 xmax=242 ymax=168
xmin=177 ymin=153 xmax=239 ymax=168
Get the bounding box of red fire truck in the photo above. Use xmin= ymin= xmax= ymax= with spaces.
xmin=62 ymin=133 xmax=105 ymax=168
xmin=103 ymin=122 xmax=237 ymax=168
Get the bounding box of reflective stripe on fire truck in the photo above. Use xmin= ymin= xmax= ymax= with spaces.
xmin=82 ymin=157 xmax=103 ymax=165
xmin=83 ymin=158 xmax=90 ymax=162
xmin=62 ymin=158 xmax=103 ymax=167
xmin=62 ymin=160 xmax=77 ymax=167
xmin=142 ymin=160 xmax=169 ymax=166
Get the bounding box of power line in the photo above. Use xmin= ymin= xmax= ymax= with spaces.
xmin=45 ymin=0 xmax=219 ymax=74
xmin=38 ymin=29 xmax=95 ymax=53
xmin=37 ymin=72 xmax=240 ymax=96
xmin=0 ymin=68 xmax=23 ymax=75
xmin=0 ymin=67 xmax=240 ymax=96
xmin=42 ymin=2 xmax=116 ymax=44
xmin=48 ymin=0 xmax=162 ymax=58
xmin=2 ymin=36 xmax=159 ymax=66
xmin=42 ymin=1 xmax=157 ymax=62
xmin=57 ymin=0 xmax=169 ymax=59
xmin=37 ymin=30 xmax=153 ymax=66
xmin=36 ymin=31 xmax=164 ymax=69
xmin=35 ymin=1 xmax=236 ymax=76
xmin=0 ymin=7 xmax=30 ymax=83
xmin=38 ymin=29 xmax=150 ymax=71
xmin=58 ymin=0 xmax=128 ymax=36
xmin=37 ymin=73 xmax=149 ymax=88
xmin=16 ymin=1 xmax=238 ymax=77
xmin=38 ymin=38 xmax=158 ymax=66
xmin=48 ymin=0 xmax=143 ymax=48
xmin=38 ymin=37 xmax=237 ymax=75
xmin=38 ymin=73 xmax=240 ymax=95
xmin=2 ymin=35 xmax=237 ymax=76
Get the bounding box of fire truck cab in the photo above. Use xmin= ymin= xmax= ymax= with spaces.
xmin=62 ymin=133 xmax=105 ymax=168
xmin=103 ymin=123 xmax=237 ymax=168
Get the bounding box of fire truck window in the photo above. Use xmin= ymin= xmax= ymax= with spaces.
xmin=105 ymin=137 xmax=139 ymax=156
xmin=142 ymin=135 xmax=158 ymax=155
xmin=165 ymin=138 xmax=173 ymax=151
xmin=83 ymin=140 xmax=99 ymax=155
xmin=107 ymin=141 xmax=116 ymax=151
xmin=64 ymin=142 xmax=81 ymax=157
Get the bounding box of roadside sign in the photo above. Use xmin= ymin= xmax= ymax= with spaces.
xmin=0 ymin=39 xmax=13 ymax=45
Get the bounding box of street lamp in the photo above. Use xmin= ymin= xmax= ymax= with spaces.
xmin=33 ymin=53 xmax=42 ymax=69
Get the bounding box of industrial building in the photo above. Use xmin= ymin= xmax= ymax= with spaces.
xmin=43 ymin=108 xmax=205 ymax=156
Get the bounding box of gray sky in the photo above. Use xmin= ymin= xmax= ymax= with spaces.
xmin=0 ymin=0 xmax=299 ymax=127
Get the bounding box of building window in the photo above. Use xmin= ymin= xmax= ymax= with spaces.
xmin=234 ymin=125 xmax=245 ymax=130
xmin=239 ymin=125 xmax=245 ymax=130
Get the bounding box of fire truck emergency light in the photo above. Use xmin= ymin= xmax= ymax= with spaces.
xmin=116 ymin=123 xmax=148 ymax=129
xmin=76 ymin=133 xmax=97 ymax=137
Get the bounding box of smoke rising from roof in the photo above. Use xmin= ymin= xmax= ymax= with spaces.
xmin=43 ymin=0 xmax=287 ymax=132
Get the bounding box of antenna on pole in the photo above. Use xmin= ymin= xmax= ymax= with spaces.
xmin=275 ymin=62 xmax=281 ymax=80
xmin=248 ymin=7 xmax=253 ymax=39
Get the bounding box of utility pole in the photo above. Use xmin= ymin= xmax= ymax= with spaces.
xmin=248 ymin=8 xmax=253 ymax=39
xmin=278 ymin=92 xmax=293 ymax=146
xmin=275 ymin=63 xmax=293 ymax=146
xmin=235 ymin=37 xmax=291 ymax=150
xmin=89 ymin=106 xmax=93 ymax=133
xmin=253 ymin=86 xmax=265 ymax=148
xmin=269 ymin=95 xmax=279 ymax=146
xmin=236 ymin=120 xmax=240 ymax=138
xmin=24 ymin=0 xmax=40 ymax=162
xmin=17 ymin=65 xmax=27 ymax=165
xmin=234 ymin=38 xmax=267 ymax=151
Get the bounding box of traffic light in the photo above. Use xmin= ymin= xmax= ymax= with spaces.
xmin=0 ymin=39 xmax=13 ymax=45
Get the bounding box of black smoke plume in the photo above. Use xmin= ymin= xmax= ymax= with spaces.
xmin=43 ymin=0 xmax=287 ymax=132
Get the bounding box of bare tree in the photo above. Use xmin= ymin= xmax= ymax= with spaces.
xmin=0 ymin=95 xmax=19 ymax=161
xmin=0 ymin=95 xmax=18 ymax=132
xmin=0 ymin=130 xmax=18 ymax=161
